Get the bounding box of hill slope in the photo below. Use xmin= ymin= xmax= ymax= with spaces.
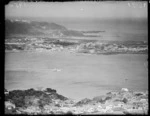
xmin=5 ymin=19 xmax=84 ymax=37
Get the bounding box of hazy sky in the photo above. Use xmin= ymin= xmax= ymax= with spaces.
xmin=5 ymin=1 xmax=147 ymax=19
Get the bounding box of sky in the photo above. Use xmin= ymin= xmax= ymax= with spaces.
xmin=5 ymin=1 xmax=147 ymax=20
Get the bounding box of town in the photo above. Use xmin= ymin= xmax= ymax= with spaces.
xmin=5 ymin=37 xmax=148 ymax=55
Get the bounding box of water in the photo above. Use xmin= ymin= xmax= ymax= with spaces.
xmin=5 ymin=51 xmax=148 ymax=100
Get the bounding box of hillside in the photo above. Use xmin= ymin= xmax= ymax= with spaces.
xmin=5 ymin=88 xmax=148 ymax=114
xmin=5 ymin=19 xmax=84 ymax=37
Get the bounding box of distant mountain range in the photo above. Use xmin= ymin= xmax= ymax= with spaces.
xmin=5 ymin=19 xmax=84 ymax=37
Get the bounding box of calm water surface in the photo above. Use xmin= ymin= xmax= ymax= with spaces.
xmin=5 ymin=51 xmax=148 ymax=100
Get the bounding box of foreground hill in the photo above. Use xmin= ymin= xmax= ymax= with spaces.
xmin=5 ymin=88 xmax=148 ymax=115
xmin=5 ymin=19 xmax=84 ymax=37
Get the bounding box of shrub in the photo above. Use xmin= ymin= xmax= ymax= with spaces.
xmin=45 ymin=88 xmax=56 ymax=93
xmin=66 ymin=111 xmax=73 ymax=115
xmin=122 ymin=98 xmax=128 ymax=104
xmin=11 ymin=96 xmax=25 ymax=107
xmin=24 ymin=96 xmax=40 ymax=107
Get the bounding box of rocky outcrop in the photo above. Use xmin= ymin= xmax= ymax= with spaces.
xmin=5 ymin=88 xmax=148 ymax=115
xmin=5 ymin=88 xmax=67 ymax=110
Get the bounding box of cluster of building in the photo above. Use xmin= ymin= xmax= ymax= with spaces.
xmin=5 ymin=37 xmax=148 ymax=54
xmin=76 ymin=42 xmax=148 ymax=54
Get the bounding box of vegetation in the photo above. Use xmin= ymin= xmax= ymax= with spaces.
xmin=5 ymin=88 xmax=67 ymax=108
xmin=5 ymin=88 xmax=148 ymax=115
